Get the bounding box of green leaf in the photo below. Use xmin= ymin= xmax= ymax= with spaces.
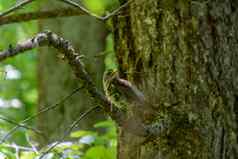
xmin=83 ymin=146 xmax=115 ymax=159
xmin=70 ymin=130 xmax=96 ymax=138
xmin=20 ymin=151 xmax=37 ymax=159
xmin=94 ymin=120 xmax=115 ymax=128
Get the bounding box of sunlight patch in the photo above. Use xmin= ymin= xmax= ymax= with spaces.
xmin=4 ymin=65 xmax=21 ymax=80
xmin=0 ymin=98 xmax=22 ymax=108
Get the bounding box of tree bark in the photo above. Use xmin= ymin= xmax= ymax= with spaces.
xmin=113 ymin=0 xmax=238 ymax=158
xmin=37 ymin=1 xmax=107 ymax=145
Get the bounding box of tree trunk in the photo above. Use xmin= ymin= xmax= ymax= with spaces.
xmin=37 ymin=1 xmax=107 ymax=145
xmin=113 ymin=0 xmax=238 ymax=158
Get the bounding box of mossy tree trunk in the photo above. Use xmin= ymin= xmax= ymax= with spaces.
xmin=113 ymin=0 xmax=238 ymax=158
xmin=37 ymin=1 xmax=107 ymax=145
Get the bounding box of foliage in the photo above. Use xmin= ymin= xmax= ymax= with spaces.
xmin=0 ymin=120 xmax=117 ymax=159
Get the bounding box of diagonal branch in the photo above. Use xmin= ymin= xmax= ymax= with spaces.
xmin=0 ymin=0 xmax=130 ymax=23
xmin=0 ymin=8 xmax=87 ymax=26
xmin=0 ymin=0 xmax=36 ymax=17
xmin=0 ymin=31 xmax=166 ymax=138
xmin=0 ymin=31 xmax=125 ymax=124
xmin=0 ymin=116 xmax=43 ymax=136
xmin=0 ymin=86 xmax=82 ymax=144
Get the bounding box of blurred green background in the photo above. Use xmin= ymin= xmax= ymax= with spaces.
xmin=0 ymin=0 xmax=119 ymax=158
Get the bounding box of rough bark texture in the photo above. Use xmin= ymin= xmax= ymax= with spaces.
xmin=113 ymin=0 xmax=238 ymax=158
xmin=37 ymin=1 xmax=107 ymax=145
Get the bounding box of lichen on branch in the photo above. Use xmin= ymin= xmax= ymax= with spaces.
xmin=0 ymin=31 xmax=124 ymax=122
xmin=0 ymin=31 xmax=164 ymax=138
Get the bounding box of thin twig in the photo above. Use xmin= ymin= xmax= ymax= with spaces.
xmin=0 ymin=116 xmax=42 ymax=136
xmin=59 ymin=0 xmax=103 ymax=20
xmin=0 ymin=0 xmax=36 ymax=17
xmin=39 ymin=106 xmax=100 ymax=159
xmin=0 ymin=86 xmax=83 ymax=144
xmin=59 ymin=0 xmax=131 ymax=21
xmin=102 ymin=0 xmax=132 ymax=20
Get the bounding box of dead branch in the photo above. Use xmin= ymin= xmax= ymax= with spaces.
xmin=0 ymin=86 xmax=83 ymax=144
xmin=0 ymin=31 xmax=162 ymax=138
xmin=0 ymin=31 xmax=125 ymax=124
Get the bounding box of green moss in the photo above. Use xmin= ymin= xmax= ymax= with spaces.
xmin=191 ymin=16 xmax=199 ymax=31
xmin=160 ymin=0 xmax=176 ymax=11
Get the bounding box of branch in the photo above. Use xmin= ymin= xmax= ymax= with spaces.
xmin=0 ymin=31 xmax=164 ymax=138
xmin=0 ymin=0 xmax=36 ymax=17
xmin=0 ymin=116 xmax=43 ymax=136
xmin=0 ymin=86 xmax=82 ymax=144
xmin=0 ymin=31 xmax=125 ymax=124
xmin=0 ymin=8 xmax=87 ymax=26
